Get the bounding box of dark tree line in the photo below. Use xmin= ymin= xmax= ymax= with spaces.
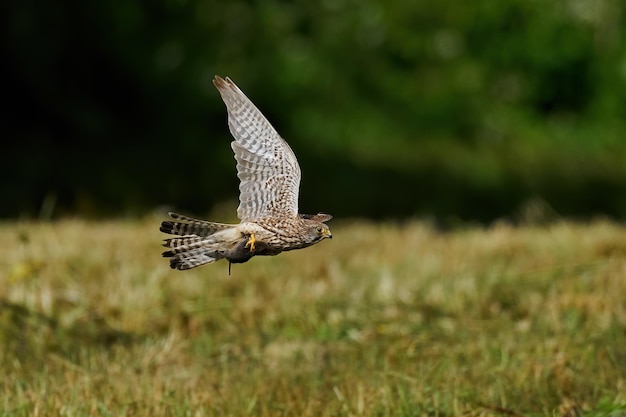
xmin=3 ymin=0 xmax=626 ymax=222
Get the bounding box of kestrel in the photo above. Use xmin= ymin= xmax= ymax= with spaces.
xmin=161 ymin=76 xmax=332 ymax=272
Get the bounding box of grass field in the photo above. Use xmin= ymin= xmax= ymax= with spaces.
xmin=0 ymin=216 xmax=625 ymax=416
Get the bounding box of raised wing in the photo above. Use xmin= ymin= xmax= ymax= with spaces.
xmin=213 ymin=76 xmax=301 ymax=222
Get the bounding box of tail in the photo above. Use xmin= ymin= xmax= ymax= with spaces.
xmin=160 ymin=212 xmax=234 ymax=270
xmin=160 ymin=212 xmax=232 ymax=237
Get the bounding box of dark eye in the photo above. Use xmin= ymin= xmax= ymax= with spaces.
xmin=315 ymin=227 xmax=323 ymax=233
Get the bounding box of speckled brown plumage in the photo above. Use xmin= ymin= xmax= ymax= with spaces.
xmin=161 ymin=76 xmax=332 ymax=272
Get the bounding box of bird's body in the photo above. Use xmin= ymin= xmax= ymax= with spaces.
xmin=161 ymin=76 xmax=332 ymax=271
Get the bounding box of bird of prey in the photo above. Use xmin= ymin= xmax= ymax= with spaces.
xmin=161 ymin=76 xmax=332 ymax=273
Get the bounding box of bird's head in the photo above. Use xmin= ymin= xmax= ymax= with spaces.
xmin=312 ymin=222 xmax=332 ymax=241
xmin=300 ymin=213 xmax=333 ymax=244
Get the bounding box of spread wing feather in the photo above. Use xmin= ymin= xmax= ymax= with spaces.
xmin=213 ymin=76 xmax=301 ymax=221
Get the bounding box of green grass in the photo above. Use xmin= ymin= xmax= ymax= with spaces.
xmin=1 ymin=216 xmax=625 ymax=416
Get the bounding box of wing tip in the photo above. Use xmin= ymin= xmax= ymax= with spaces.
xmin=213 ymin=75 xmax=236 ymax=92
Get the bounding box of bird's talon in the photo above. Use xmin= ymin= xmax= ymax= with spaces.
xmin=245 ymin=234 xmax=257 ymax=252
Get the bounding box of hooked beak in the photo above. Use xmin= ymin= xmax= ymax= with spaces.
xmin=324 ymin=229 xmax=332 ymax=239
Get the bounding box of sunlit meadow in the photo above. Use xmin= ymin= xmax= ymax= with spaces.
xmin=1 ymin=216 xmax=625 ymax=416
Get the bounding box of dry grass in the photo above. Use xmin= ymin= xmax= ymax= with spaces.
xmin=0 ymin=216 xmax=625 ymax=416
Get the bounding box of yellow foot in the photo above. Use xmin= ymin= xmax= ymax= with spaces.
xmin=245 ymin=234 xmax=257 ymax=252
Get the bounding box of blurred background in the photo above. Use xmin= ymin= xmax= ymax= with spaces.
xmin=2 ymin=0 xmax=625 ymax=223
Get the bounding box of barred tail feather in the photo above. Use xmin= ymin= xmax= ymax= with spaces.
xmin=160 ymin=212 xmax=232 ymax=237
xmin=160 ymin=212 xmax=242 ymax=270
xmin=162 ymin=236 xmax=215 ymax=255
xmin=163 ymin=245 xmax=224 ymax=270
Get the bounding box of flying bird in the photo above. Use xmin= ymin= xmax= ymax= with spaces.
xmin=161 ymin=76 xmax=332 ymax=273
